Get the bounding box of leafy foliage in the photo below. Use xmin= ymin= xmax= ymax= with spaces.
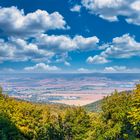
xmin=0 ymin=86 xmax=2 ymax=94
xmin=128 ymin=84 xmax=140 ymax=138
xmin=0 ymin=112 xmax=26 ymax=140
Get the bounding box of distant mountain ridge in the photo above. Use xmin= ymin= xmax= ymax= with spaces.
xmin=84 ymin=99 xmax=102 ymax=112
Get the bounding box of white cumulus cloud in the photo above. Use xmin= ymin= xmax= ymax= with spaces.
xmin=35 ymin=34 xmax=99 ymax=52
xmin=70 ymin=5 xmax=81 ymax=12
xmin=77 ymin=68 xmax=90 ymax=73
xmin=104 ymin=66 xmax=127 ymax=72
xmin=0 ymin=6 xmax=67 ymax=37
xmin=0 ymin=33 xmax=99 ymax=63
xmin=82 ymin=0 xmax=140 ymax=25
xmin=24 ymin=63 xmax=60 ymax=72
xmin=86 ymin=55 xmax=109 ymax=64
xmin=0 ymin=37 xmax=54 ymax=63
xmin=64 ymin=61 xmax=71 ymax=66
xmin=104 ymin=66 xmax=140 ymax=73
xmin=87 ymin=34 xmax=140 ymax=64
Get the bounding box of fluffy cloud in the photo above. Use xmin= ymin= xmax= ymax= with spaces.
xmin=104 ymin=66 xmax=127 ymax=72
xmin=0 ymin=33 xmax=99 ymax=63
xmin=0 ymin=6 xmax=67 ymax=37
xmin=82 ymin=0 xmax=140 ymax=25
xmin=77 ymin=68 xmax=90 ymax=73
xmin=24 ymin=63 xmax=60 ymax=72
xmin=0 ymin=39 xmax=14 ymax=61
xmin=74 ymin=35 xmax=99 ymax=50
xmin=70 ymin=5 xmax=81 ymax=12
xmin=104 ymin=66 xmax=140 ymax=73
xmin=87 ymin=34 xmax=140 ymax=64
xmin=64 ymin=61 xmax=71 ymax=66
xmin=105 ymin=34 xmax=140 ymax=58
xmin=87 ymin=55 xmax=109 ymax=64
xmin=0 ymin=6 xmax=70 ymax=63
xmin=0 ymin=37 xmax=54 ymax=63
xmin=35 ymin=34 xmax=99 ymax=52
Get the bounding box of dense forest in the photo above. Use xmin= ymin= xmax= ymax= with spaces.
xmin=0 ymin=85 xmax=140 ymax=140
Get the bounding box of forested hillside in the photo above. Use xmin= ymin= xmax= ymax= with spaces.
xmin=84 ymin=99 xmax=102 ymax=112
xmin=0 ymin=85 xmax=140 ymax=140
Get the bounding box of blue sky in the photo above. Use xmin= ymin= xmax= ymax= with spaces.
xmin=0 ymin=0 xmax=140 ymax=73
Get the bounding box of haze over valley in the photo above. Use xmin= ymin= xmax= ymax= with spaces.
xmin=1 ymin=73 xmax=140 ymax=105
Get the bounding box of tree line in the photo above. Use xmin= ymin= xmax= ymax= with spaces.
xmin=0 ymin=85 xmax=140 ymax=140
